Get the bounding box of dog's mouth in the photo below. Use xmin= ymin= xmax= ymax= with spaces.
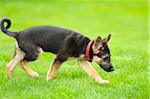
xmin=99 ymin=64 xmax=114 ymax=72
xmin=105 ymin=67 xmax=114 ymax=72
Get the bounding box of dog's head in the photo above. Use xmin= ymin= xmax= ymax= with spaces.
xmin=92 ymin=34 xmax=114 ymax=72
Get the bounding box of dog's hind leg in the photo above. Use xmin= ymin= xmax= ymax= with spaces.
xmin=6 ymin=45 xmax=25 ymax=79
xmin=20 ymin=60 xmax=39 ymax=78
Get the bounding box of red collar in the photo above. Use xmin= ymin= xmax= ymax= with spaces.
xmin=86 ymin=41 xmax=94 ymax=62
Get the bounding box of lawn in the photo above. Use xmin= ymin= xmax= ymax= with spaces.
xmin=0 ymin=0 xmax=148 ymax=99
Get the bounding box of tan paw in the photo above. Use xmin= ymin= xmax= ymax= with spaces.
xmin=46 ymin=76 xmax=54 ymax=81
xmin=30 ymin=72 xmax=39 ymax=78
xmin=6 ymin=67 xmax=12 ymax=79
xmin=96 ymin=79 xmax=109 ymax=84
xmin=6 ymin=72 xmax=12 ymax=79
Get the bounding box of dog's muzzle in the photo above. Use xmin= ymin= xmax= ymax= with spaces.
xmin=99 ymin=63 xmax=114 ymax=72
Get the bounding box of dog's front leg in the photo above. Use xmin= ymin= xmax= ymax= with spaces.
xmin=46 ymin=50 xmax=69 ymax=81
xmin=77 ymin=60 xmax=109 ymax=84
xmin=46 ymin=59 xmax=62 ymax=81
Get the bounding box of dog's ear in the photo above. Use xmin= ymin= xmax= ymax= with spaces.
xmin=102 ymin=34 xmax=111 ymax=43
xmin=93 ymin=36 xmax=102 ymax=49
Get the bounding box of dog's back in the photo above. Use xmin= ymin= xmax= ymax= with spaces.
xmin=18 ymin=26 xmax=75 ymax=53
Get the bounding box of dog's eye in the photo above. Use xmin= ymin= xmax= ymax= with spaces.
xmin=99 ymin=47 xmax=104 ymax=50
xmin=94 ymin=50 xmax=106 ymax=57
xmin=104 ymin=57 xmax=109 ymax=60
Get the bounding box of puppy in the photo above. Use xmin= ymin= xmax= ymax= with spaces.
xmin=0 ymin=18 xmax=114 ymax=84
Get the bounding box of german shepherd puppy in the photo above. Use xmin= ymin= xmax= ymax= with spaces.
xmin=0 ymin=18 xmax=114 ymax=84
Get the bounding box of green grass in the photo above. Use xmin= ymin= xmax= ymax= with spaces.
xmin=0 ymin=0 xmax=148 ymax=99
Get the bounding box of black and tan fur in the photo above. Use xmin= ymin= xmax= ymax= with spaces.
xmin=0 ymin=18 xmax=114 ymax=84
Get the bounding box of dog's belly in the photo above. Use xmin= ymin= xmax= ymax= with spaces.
xmin=40 ymin=42 xmax=64 ymax=54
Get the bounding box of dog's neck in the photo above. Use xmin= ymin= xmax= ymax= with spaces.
xmin=85 ymin=40 xmax=94 ymax=62
xmin=79 ymin=40 xmax=94 ymax=62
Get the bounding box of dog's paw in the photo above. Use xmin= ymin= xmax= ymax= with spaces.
xmin=6 ymin=67 xmax=12 ymax=79
xmin=46 ymin=76 xmax=54 ymax=81
xmin=96 ymin=79 xmax=109 ymax=84
xmin=30 ymin=72 xmax=39 ymax=78
xmin=6 ymin=73 xmax=12 ymax=79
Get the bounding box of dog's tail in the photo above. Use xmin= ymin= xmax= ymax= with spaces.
xmin=0 ymin=17 xmax=18 ymax=39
